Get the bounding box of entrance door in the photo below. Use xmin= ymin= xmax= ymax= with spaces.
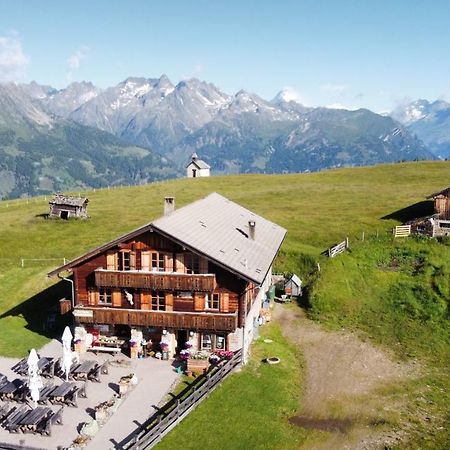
xmin=192 ymin=169 xmax=197 ymax=178
xmin=60 ymin=210 xmax=69 ymax=220
xmin=176 ymin=330 xmax=188 ymax=353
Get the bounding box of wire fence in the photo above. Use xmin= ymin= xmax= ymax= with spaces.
xmin=0 ymin=177 xmax=179 ymax=209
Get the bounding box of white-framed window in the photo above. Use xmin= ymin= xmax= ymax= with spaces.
xmin=200 ymin=333 xmax=227 ymax=351
xmin=200 ymin=333 xmax=213 ymax=350
xmin=151 ymin=291 xmax=165 ymax=311
xmin=205 ymin=293 xmax=220 ymax=310
xmin=151 ymin=252 xmax=165 ymax=271
xmin=99 ymin=288 xmax=112 ymax=305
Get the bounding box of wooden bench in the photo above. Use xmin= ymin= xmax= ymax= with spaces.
xmin=87 ymin=346 xmax=121 ymax=355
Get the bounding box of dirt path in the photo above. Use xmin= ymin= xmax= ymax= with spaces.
xmin=273 ymin=303 xmax=416 ymax=449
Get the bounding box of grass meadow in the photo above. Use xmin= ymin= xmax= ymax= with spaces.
xmin=0 ymin=160 xmax=449 ymax=447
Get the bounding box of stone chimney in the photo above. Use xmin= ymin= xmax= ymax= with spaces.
xmin=164 ymin=197 xmax=175 ymax=215
xmin=248 ymin=220 xmax=256 ymax=240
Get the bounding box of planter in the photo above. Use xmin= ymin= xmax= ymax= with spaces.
xmin=119 ymin=382 xmax=129 ymax=397
xmin=187 ymin=358 xmax=209 ymax=376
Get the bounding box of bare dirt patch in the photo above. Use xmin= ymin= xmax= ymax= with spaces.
xmin=273 ymin=303 xmax=416 ymax=449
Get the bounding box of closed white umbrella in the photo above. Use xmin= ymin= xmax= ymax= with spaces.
xmin=62 ymin=326 xmax=73 ymax=381
xmin=27 ymin=348 xmax=42 ymax=408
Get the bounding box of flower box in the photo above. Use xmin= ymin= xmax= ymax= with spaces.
xmin=187 ymin=358 xmax=209 ymax=376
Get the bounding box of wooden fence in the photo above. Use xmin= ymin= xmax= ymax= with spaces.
xmin=327 ymin=238 xmax=349 ymax=258
xmin=119 ymin=349 xmax=243 ymax=450
xmin=393 ymin=225 xmax=411 ymax=238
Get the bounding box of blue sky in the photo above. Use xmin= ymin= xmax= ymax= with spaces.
xmin=0 ymin=0 xmax=449 ymax=111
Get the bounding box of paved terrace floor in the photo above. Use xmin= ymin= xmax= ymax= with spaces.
xmin=0 ymin=340 xmax=179 ymax=450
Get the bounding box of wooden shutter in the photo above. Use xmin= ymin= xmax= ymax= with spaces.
xmin=112 ymin=290 xmax=122 ymax=307
xmin=199 ymin=257 xmax=208 ymax=274
xmin=194 ymin=293 xmax=205 ymax=311
xmin=88 ymin=289 xmax=98 ymax=306
xmin=220 ymin=292 xmax=229 ymax=313
xmin=141 ymin=291 xmax=151 ymax=310
xmin=106 ymin=252 xmax=116 ymax=270
xmin=130 ymin=251 xmax=136 ymax=270
xmin=164 ymin=253 xmax=174 ymax=272
xmin=165 ymin=293 xmax=174 ymax=311
xmin=175 ymin=253 xmax=185 ymax=273
xmin=141 ymin=251 xmax=150 ymax=271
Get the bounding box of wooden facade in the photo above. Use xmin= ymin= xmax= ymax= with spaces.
xmin=73 ymin=307 xmax=238 ymax=331
xmin=433 ymin=188 xmax=450 ymax=220
xmin=66 ymin=228 xmax=248 ymax=335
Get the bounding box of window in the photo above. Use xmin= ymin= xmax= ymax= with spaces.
xmin=99 ymin=288 xmax=112 ymax=305
xmin=151 ymin=252 xmax=165 ymax=271
xmin=211 ymin=293 xmax=220 ymax=310
xmin=184 ymin=253 xmax=200 ymax=274
xmin=151 ymin=291 xmax=165 ymax=311
xmin=201 ymin=334 xmax=213 ymax=350
xmin=200 ymin=333 xmax=227 ymax=351
xmin=215 ymin=334 xmax=226 ymax=350
xmin=206 ymin=293 xmax=220 ymax=310
xmin=118 ymin=251 xmax=131 ymax=271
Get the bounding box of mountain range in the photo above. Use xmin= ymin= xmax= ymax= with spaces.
xmin=0 ymin=75 xmax=442 ymax=199
xmin=391 ymin=99 xmax=450 ymax=158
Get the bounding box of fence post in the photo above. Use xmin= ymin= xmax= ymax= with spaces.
xmin=21 ymin=259 xmax=24 ymax=268
xmin=346 ymin=237 xmax=349 ymax=248
xmin=362 ymin=231 xmax=365 ymax=241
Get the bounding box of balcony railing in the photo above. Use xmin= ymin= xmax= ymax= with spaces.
xmin=73 ymin=306 xmax=238 ymax=331
xmin=94 ymin=269 xmax=216 ymax=292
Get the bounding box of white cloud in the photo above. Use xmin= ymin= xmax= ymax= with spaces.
xmin=278 ymin=86 xmax=308 ymax=105
xmin=0 ymin=34 xmax=29 ymax=81
xmin=66 ymin=46 xmax=89 ymax=70
xmin=320 ymin=83 xmax=350 ymax=94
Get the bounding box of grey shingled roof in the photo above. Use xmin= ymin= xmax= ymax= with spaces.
xmin=48 ymin=192 xmax=286 ymax=284
xmin=152 ymin=192 xmax=286 ymax=284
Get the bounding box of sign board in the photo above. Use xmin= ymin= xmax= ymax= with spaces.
xmin=73 ymin=309 xmax=94 ymax=318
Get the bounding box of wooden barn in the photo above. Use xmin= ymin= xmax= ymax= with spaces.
xmin=186 ymin=153 xmax=210 ymax=178
xmin=430 ymin=186 xmax=450 ymax=220
xmin=48 ymin=193 xmax=286 ymax=362
xmin=48 ymin=194 xmax=89 ymax=220
xmin=409 ymin=186 xmax=450 ymax=237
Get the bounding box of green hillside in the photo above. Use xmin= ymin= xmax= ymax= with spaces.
xmin=0 ymin=160 xmax=449 ymax=448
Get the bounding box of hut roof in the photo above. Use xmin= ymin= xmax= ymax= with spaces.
xmin=287 ymin=274 xmax=302 ymax=286
xmin=428 ymin=186 xmax=450 ymax=199
xmin=49 ymin=194 xmax=88 ymax=207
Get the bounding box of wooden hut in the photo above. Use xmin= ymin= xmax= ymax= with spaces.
xmin=48 ymin=194 xmax=89 ymax=219
xmin=285 ymin=274 xmax=302 ymax=297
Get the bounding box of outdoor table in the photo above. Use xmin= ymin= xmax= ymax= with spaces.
xmin=0 ymin=379 xmax=23 ymax=400
xmin=36 ymin=383 xmax=56 ymax=404
xmin=72 ymin=361 xmax=98 ymax=380
xmin=19 ymin=407 xmax=53 ymax=433
xmin=12 ymin=357 xmax=54 ymax=376
xmin=97 ymin=337 xmax=125 ymax=348
xmin=49 ymin=382 xmax=78 ymax=406
xmin=3 ymin=404 xmax=28 ymax=432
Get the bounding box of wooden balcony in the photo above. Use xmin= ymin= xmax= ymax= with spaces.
xmin=73 ymin=306 xmax=238 ymax=331
xmin=94 ymin=269 xmax=216 ymax=292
